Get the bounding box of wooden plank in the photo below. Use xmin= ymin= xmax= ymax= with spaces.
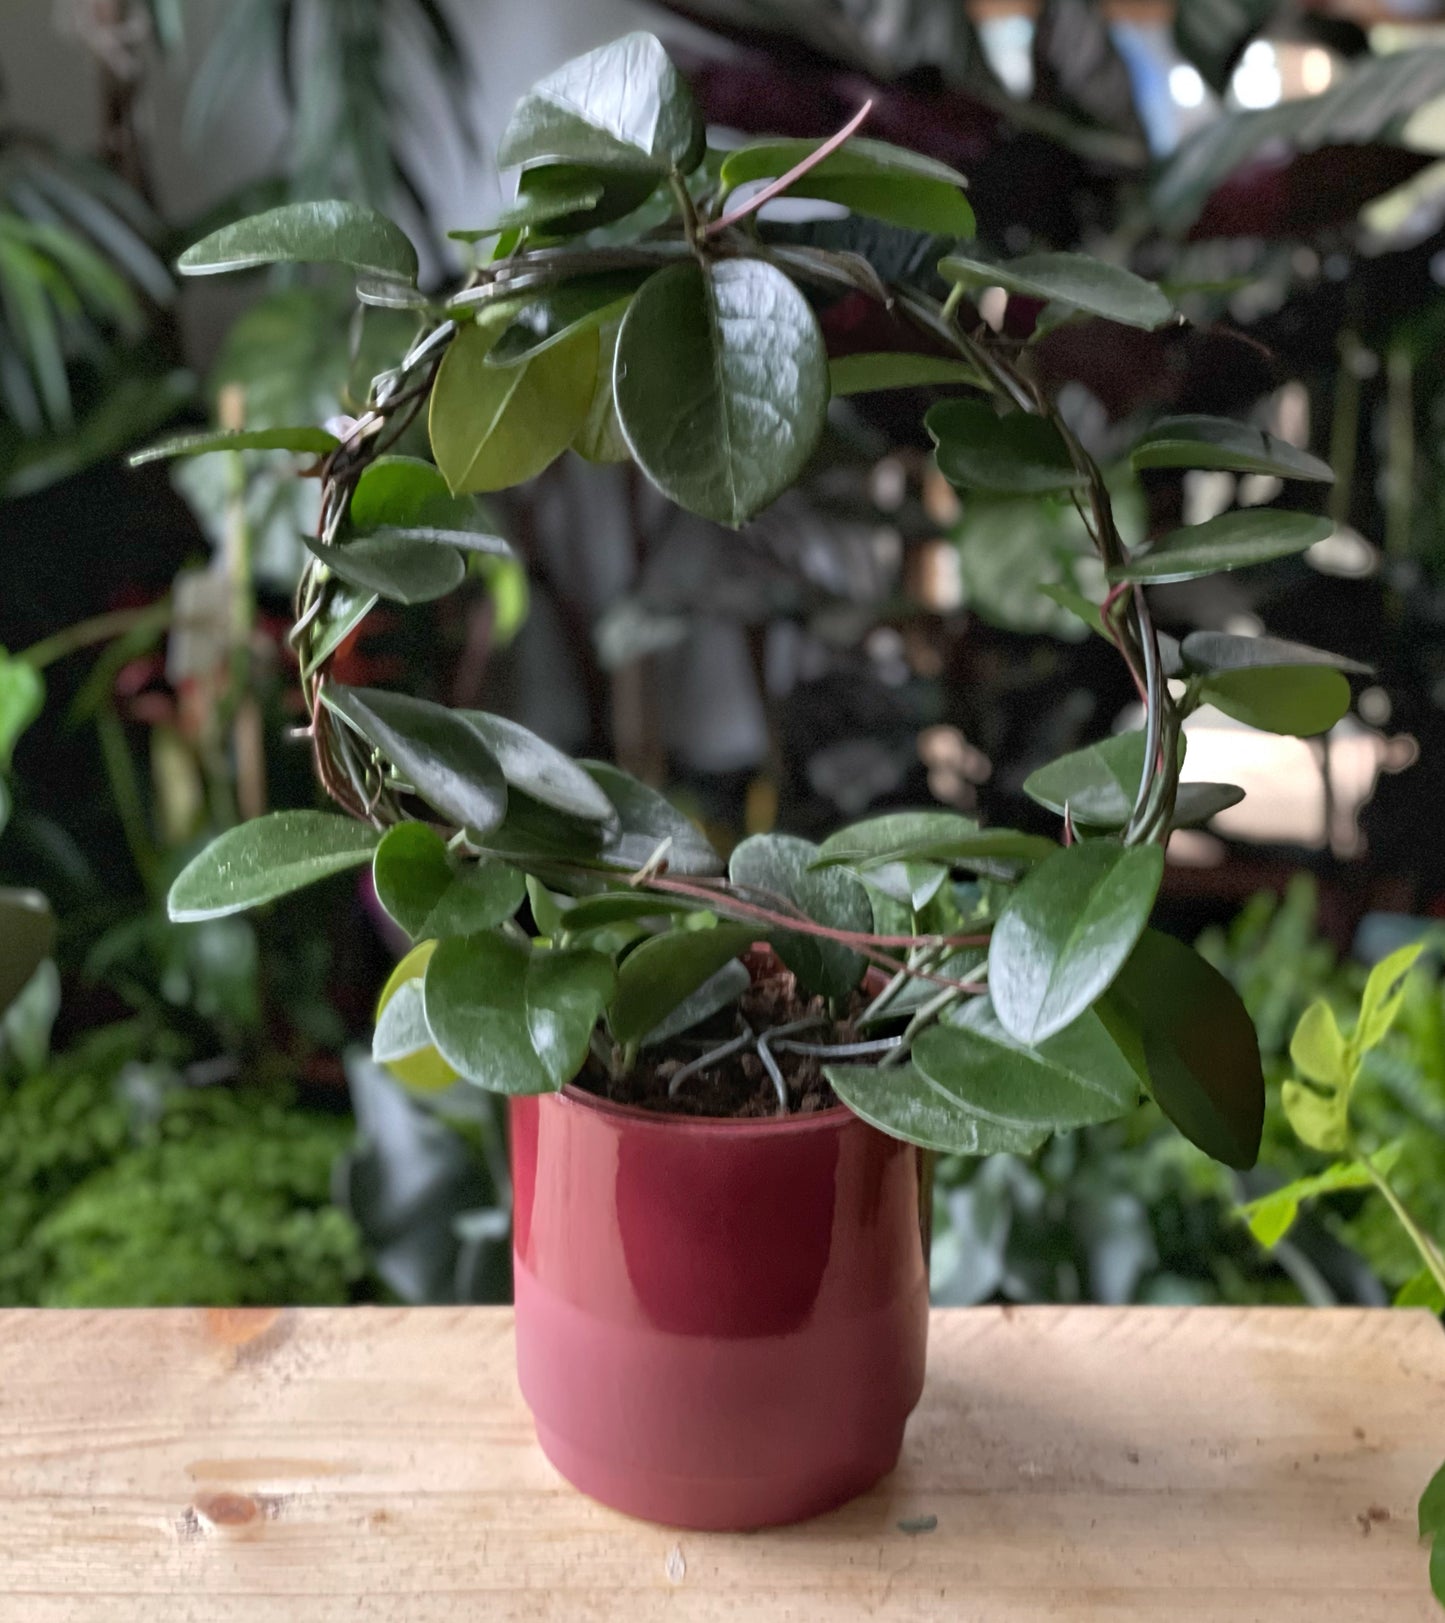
xmin=0 ymin=1306 xmax=1440 ymax=1622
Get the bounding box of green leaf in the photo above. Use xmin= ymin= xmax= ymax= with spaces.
xmin=641 ymin=959 xmax=751 ymax=1047
xmin=482 ymin=272 xmax=645 ymax=367
xmin=826 ymin=1060 xmax=1050 ymax=1156
xmin=1174 ymin=0 xmax=1277 ymax=93
xmin=349 ymin=456 xmax=503 ymax=543
xmin=573 ymin=317 xmax=631 ymax=464
xmin=461 ymin=713 xmax=617 ymax=825
xmin=1108 ymin=510 xmax=1332 ymax=584
xmin=1237 ymin=1155 xmax=1394 ymax=1249
xmin=1130 ymin=415 xmax=1333 ymax=483
xmin=525 ymin=876 xmax=566 ymax=939
xmin=1024 ymin=731 xmax=1178 ymax=827
xmin=729 ymin=833 xmax=872 ymax=1000
xmin=129 ymin=425 xmax=339 ymax=465
xmin=178 ymin=201 xmax=418 ymax=282
xmin=1290 ymin=999 xmax=1350 ymax=1089
xmin=553 ymin=891 xmax=698 ymax=933
xmin=1197 ymin=665 xmax=1352 ymax=737
xmin=927 ymin=399 xmax=1085 ymax=495
xmin=1396 ymin=1268 xmax=1445 ymax=1312
xmin=302 ymin=583 xmax=377 ymax=678
xmin=939 ymin=251 xmax=1175 ymax=332
xmin=609 ymin=923 xmax=756 ymax=1047
xmin=168 ymin=811 xmax=378 ymax=922
xmin=373 ymin=978 xmax=432 ymax=1065
xmin=0 ymin=650 xmax=44 ymax=769
xmin=614 ymin=258 xmax=829 ymax=527
xmin=323 ymin=686 xmax=507 ymax=834
xmin=497 ymin=32 xmax=704 ymax=176
xmin=423 ymin=934 xmax=553 ymax=1094
xmin=0 ymin=888 xmax=56 ymax=1014
xmin=829 ymin=352 xmax=984 ymax=396
xmin=1180 ymin=631 xmax=1371 ymax=677
xmin=450 ymin=171 xmax=606 ymax=240
xmin=1357 ymin=940 xmax=1427 ymax=1055
xmin=914 ymin=996 xmax=1140 ymax=1133
xmin=510 ymin=163 xmax=659 ymax=236
xmin=815 ymin=812 xmax=1054 ymax=874
xmin=719 ymin=136 xmax=974 ymax=237
xmin=303 ymin=533 xmax=466 ymax=605
xmin=372 ymin=822 xmax=523 ymax=940
xmin=429 ymin=316 xmax=597 ymax=494
xmin=582 ymin=762 xmax=723 ymax=876
xmin=1281 ymin=1079 xmax=1349 ymax=1154
xmin=1098 ymin=929 xmax=1265 ymax=1168
xmin=1421 ymin=1459 xmax=1445 ymax=1540
xmin=525 ymin=948 xmax=615 ymax=1087
xmin=990 ymin=841 xmax=1163 ymax=1045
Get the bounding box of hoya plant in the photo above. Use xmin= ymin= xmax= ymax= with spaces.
xmin=149 ymin=32 xmax=1360 ymax=1169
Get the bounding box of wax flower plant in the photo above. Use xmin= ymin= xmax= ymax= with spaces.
xmin=148 ymin=34 xmax=1359 ymax=1529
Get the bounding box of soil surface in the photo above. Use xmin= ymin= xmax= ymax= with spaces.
xmin=576 ymin=960 xmax=867 ymax=1120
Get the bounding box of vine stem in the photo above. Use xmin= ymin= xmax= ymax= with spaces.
xmin=704 ymin=100 xmax=873 ymax=239
xmin=1357 ymin=1144 xmax=1445 ymax=1300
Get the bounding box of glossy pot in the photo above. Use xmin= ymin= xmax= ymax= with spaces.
xmin=509 ymin=1084 xmax=930 ymax=1529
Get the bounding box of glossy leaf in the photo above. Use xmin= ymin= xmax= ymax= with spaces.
xmin=827 ymin=1060 xmax=1050 ymax=1156
xmin=829 ymin=352 xmax=984 ymax=396
xmin=372 ymin=822 xmax=524 ymax=940
xmin=497 ymin=32 xmax=704 ymax=175
xmin=1357 ymin=941 xmax=1427 ymax=1055
xmin=525 ymin=948 xmax=615 ymax=1086
xmin=349 ymin=456 xmax=501 ymax=542
xmin=641 ymin=959 xmax=751 ymax=1047
xmin=990 ymin=840 xmax=1163 ymax=1045
xmin=450 ymin=171 xmax=605 ymax=239
xmin=1024 ymin=731 xmax=1179 ymax=827
xmin=302 ymin=583 xmax=377 ymax=677
xmin=303 ymin=533 xmax=466 ymax=605
xmin=0 ymin=888 xmax=56 ymax=1014
xmin=927 ymin=399 xmax=1084 ymax=495
xmin=1197 ymin=665 xmax=1351 ymax=737
xmin=553 ymin=891 xmax=698 ymax=933
xmin=609 ymin=923 xmax=756 ymax=1047
xmin=1098 ymin=929 xmax=1265 ymax=1168
xmin=129 ymin=425 xmax=339 ymax=465
xmin=373 ymin=978 xmax=433 ymax=1065
xmin=914 ymin=998 xmax=1140 ymax=1130
xmin=429 ymin=317 xmax=597 ymax=494
xmin=1130 ymin=415 xmax=1333 ymax=483
xmin=1108 ymin=510 xmax=1332 ymax=584
xmin=511 ymin=163 xmax=659 ymax=236
xmin=168 ymin=812 xmax=379 ymax=922
xmin=816 ymin=812 xmax=1053 ymax=874
xmin=939 ymin=251 xmax=1175 ymax=331
xmin=374 ymin=940 xmax=457 ymax=1093
xmin=484 ymin=272 xmax=644 ymax=367
xmin=582 ymin=761 xmax=723 ymax=876
xmin=460 ymin=712 xmax=617 ymax=824
xmin=178 ymin=200 xmax=418 ymax=282
xmin=614 ymin=258 xmax=829 ymax=527
xmin=324 ymin=686 xmax=507 ymax=834
xmin=423 ymin=934 xmax=553 ymax=1094
xmin=729 ymin=833 xmax=872 ymax=1000
xmin=1180 ymin=631 xmax=1371 ymax=677
xmin=719 ymin=136 xmax=975 ymax=237
xmin=573 ymin=317 xmax=631 ymax=464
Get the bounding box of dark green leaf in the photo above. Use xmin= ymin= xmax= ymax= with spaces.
xmin=512 ymin=163 xmax=659 ymax=236
xmin=609 ymin=923 xmax=756 ymax=1046
xmin=582 ymin=761 xmax=723 ymax=876
xmin=178 ymin=201 xmax=418 ymax=282
xmin=729 ymin=833 xmax=872 ymax=999
xmin=0 ymin=888 xmax=56 ymax=1014
xmin=827 ymin=1060 xmax=1050 ymax=1155
xmin=642 ymin=959 xmax=751 ymax=1047
xmin=614 ymin=258 xmax=829 ymax=527
xmin=829 ymin=352 xmax=984 ymax=396
xmin=573 ymin=317 xmax=631 ymax=464
xmin=479 ymin=791 xmax=609 ymax=865
xmin=939 ymin=251 xmax=1175 ymax=331
xmin=720 ymin=136 xmax=974 ymax=237
xmin=1197 ymin=665 xmax=1351 ymax=736
xmin=355 ymin=277 xmax=433 ymax=311
xmin=927 ymin=399 xmax=1085 ymax=495
xmin=372 ymin=822 xmax=524 ymax=940
xmin=483 ymin=272 xmax=645 ymax=367
xmin=1098 ymin=929 xmax=1265 ymax=1168
xmin=168 ymin=811 xmax=378 ymax=922
xmin=816 ymin=811 xmax=1053 ymax=873
xmin=1172 ymin=782 xmax=1248 ymax=826
xmin=303 ymin=532 xmax=465 ymax=606
xmin=990 ymin=840 xmax=1163 ymax=1045
xmin=302 ymin=583 xmax=377 ymax=678
xmin=1180 ymin=631 xmax=1371 ymax=678
xmin=1024 ymin=731 xmax=1181 ymax=827
xmin=423 ymin=934 xmax=553 ymax=1094
xmin=324 ymin=686 xmax=507 ymax=833
xmin=461 ymin=712 xmax=617 ymax=824
xmin=450 ymin=172 xmax=605 ymax=240
xmin=497 ymin=32 xmax=704 ymax=175
xmin=349 ymin=456 xmax=500 ymax=540
xmin=129 ymin=425 xmax=339 ymax=465
xmin=526 ymin=948 xmax=615 ymax=1086
xmin=429 ymin=316 xmax=597 ymax=494
xmin=1130 ymin=415 xmax=1333 ymax=483
xmin=554 ymin=891 xmax=698 ymax=932
xmin=1108 ymin=510 xmax=1332 ymax=584
xmin=1420 ymin=1458 xmax=1445 ymax=1539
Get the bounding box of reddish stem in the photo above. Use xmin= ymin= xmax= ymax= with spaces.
xmin=704 ymin=100 xmax=873 ymax=239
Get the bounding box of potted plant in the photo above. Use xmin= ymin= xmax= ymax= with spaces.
xmin=148 ymin=32 xmax=1361 ymax=1530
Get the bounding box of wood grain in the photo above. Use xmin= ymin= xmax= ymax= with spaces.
xmin=0 ymin=1306 xmax=1441 ymax=1621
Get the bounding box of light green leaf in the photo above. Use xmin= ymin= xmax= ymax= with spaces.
xmin=1238 ymin=1159 xmax=1378 ymax=1249
xmin=990 ymin=841 xmax=1163 ymax=1045
xmin=0 ymin=888 xmax=56 ymax=1014
xmin=826 ymin=1060 xmax=1050 ymax=1156
xmin=525 ymin=876 xmax=566 ymax=939
xmin=429 ymin=316 xmax=597 ymax=494
xmin=168 ymin=812 xmax=378 ymax=922
xmin=927 ymin=399 xmax=1085 ymax=495
xmin=1130 ymin=415 xmax=1333 ymax=482
xmin=349 ymin=456 xmax=505 ymax=547
xmin=525 ymin=948 xmax=615 ymax=1087
xmin=614 ymin=258 xmax=829 ymax=527
xmin=729 ymin=832 xmax=872 ymax=1000
xmin=829 ymin=352 xmax=984 ymax=396
xmin=1197 ymin=665 xmax=1351 ymax=736
xmin=1357 ymin=940 xmax=1427 ymax=1055
xmin=939 ymin=251 xmax=1175 ymax=331
xmin=1282 ymin=1079 xmax=1349 ymax=1154
xmin=323 ymin=686 xmax=507 ymax=834
xmin=423 ymin=934 xmax=553 ymax=1094
xmin=372 ymin=822 xmax=524 ymax=940
xmin=609 ymin=923 xmax=756 ymax=1047
xmin=497 ymin=32 xmax=704 ymax=175
xmin=129 ymin=425 xmax=339 ymax=465
xmin=1108 ymin=510 xmax=1332 ymax=584
xmin=1396 ymin=1268 xmax=1445 ymax=1312
xmin=178 ymin=201 xmax=418 ymax=282
xmin=1180 ymin=630 xmax=1371 ymax=677
xmin=1290 ymin=998 xmax=1350 ymax=1089
xmin=303 ymin=533 xmax=466 ymax=605
xmin=0 ymin=650 xmax=44 ymax=769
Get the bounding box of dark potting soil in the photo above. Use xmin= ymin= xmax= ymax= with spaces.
xmin=575 ymin=962 xmax=866 ymax=1121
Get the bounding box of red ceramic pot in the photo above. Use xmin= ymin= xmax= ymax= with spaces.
xmin=509 ymin=1082 xmax=930 ymax=1529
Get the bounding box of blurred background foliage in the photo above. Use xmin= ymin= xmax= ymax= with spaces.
xmin=3 ymin=0 xmax=1445 ymax=1308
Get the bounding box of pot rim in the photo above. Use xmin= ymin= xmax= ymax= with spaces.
xmin=556 ymin=1081 xmax=855 ymax=1136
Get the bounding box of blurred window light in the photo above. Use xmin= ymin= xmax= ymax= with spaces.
xmin=1169 ymin=63 xmax=1206 ymax=109
xmin=1301 ymin=46 xmax=1334 ymax=96
xmin=978 ymin=16 xmax=1035 ymax=99
xmin=1233 ymin=40 xmax=1282 ymax=109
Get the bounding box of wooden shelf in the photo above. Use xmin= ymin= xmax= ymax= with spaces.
xmin=1 ymin=1305 xmax=1441 ymax=1619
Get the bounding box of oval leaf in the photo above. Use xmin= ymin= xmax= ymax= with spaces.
xmin=525 ymin=948 xmax=616 ymax=1087
xmin=129 ymin=426 xmax=339 ymax=465
xmin=461 ymin=712 xmax=618 ymax=824
xmin=990 ymin=840 xmax=1164 ymax=1045
xmin=349 ymin=455 xmax=500 ymax=541
xmin=816 ymin=811 xmax=1053 ymax=873
xmin=1197 ymin=665 xmax=1351 ymax=736
xmin=939 ymin=251 xmax=1175 ymax=331
xmin=373 ymin=822 xmax=523 ymax=940
xmin=583 ymin=761 xmax=723 ymax=876
xmin=927 ymin=399 xmax=1084 ymax=495
xmin=729 ymin=832 xmax=872 ymax=1000
xmin=168 ymin=811 xmax=378 ymax=922
xmin=423 ymin=935 xmax=553 ymax=1094
xmin=827 ymin=1060 xmax=1050 ymax=1155
xmin=1108 ymin=510 xmax=1333 ymax=584
xmin=614 ymin=258 xmax=829 ymax=527
xmin=609 ymin=923 xmax=756 ymax=1047
xmin=304 ymin=533 xmax=465 ymax=605
xmin=829 ymin=352 xmax=985 ymax=396
xmin=1024 ymin=731 xmax=1183 ymax=828
xmin=1180 ymin=630 xmax=1371 ymax=677
xmin=1130 ymin=415 xmax=1333 ymax=482
xmin=179 ymin=201 xmax=418 ymax=282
